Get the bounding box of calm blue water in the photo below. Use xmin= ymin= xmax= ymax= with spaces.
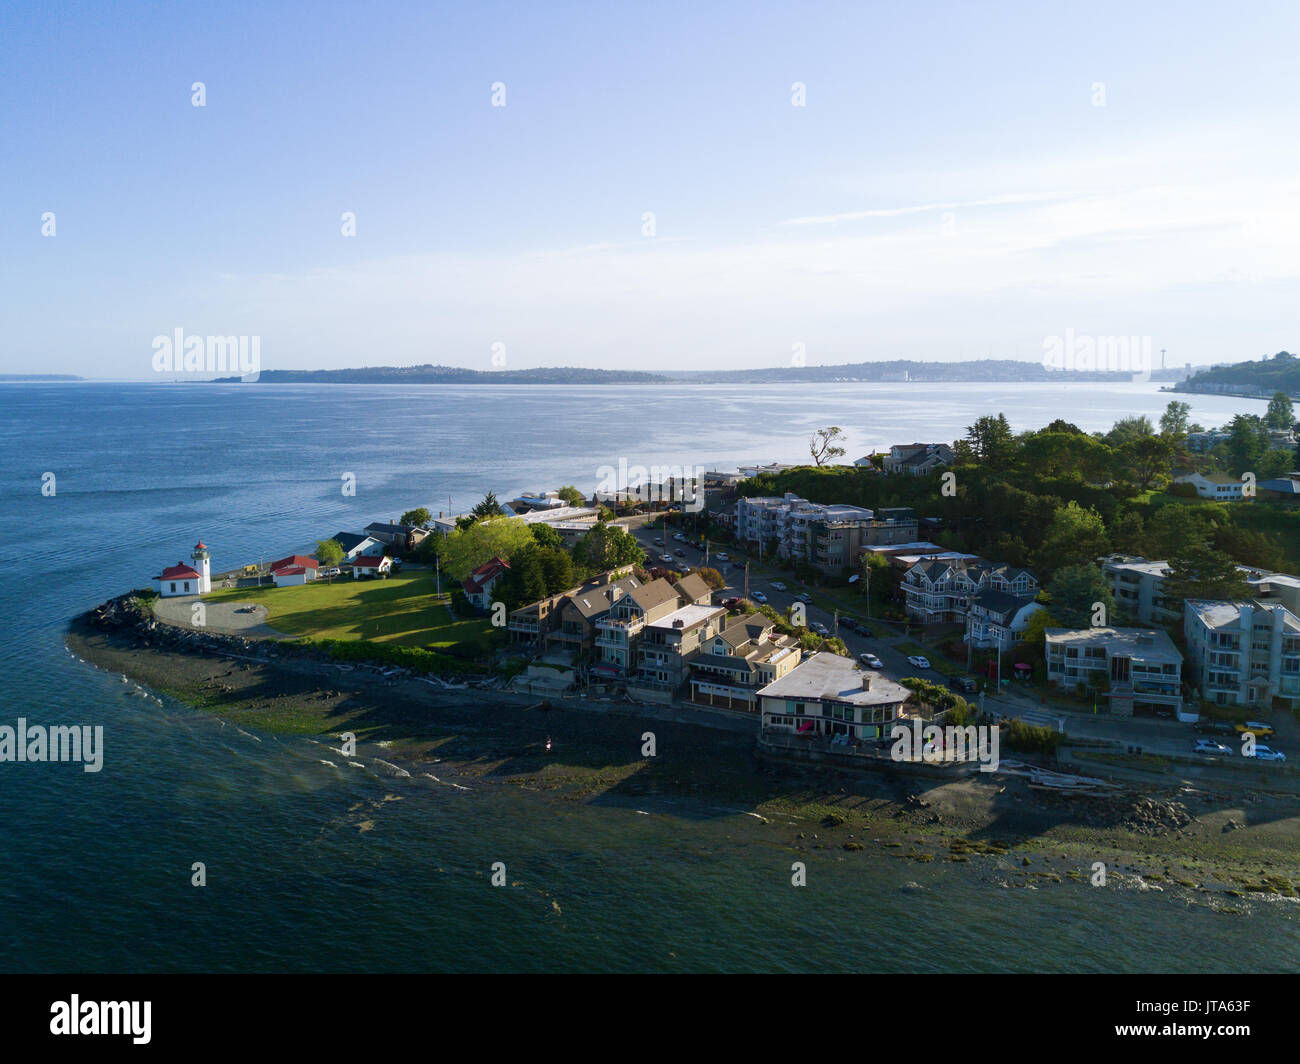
xmin=1 ymin=380 xmax=1297 ymax=972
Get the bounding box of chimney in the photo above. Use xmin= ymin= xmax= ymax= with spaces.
xmin=673 ymin=618 xmax=685 ymax=628
xmin=861 ymin=674 xmax=872 ymax=690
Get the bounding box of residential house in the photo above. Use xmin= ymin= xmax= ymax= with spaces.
xmin=352 ymin=554 xmax=393 ymax=579
xmin=462 ymin=556 xmax=510 ymax=610
xmin=964 ymin=589 xmax=1046 ymax=653
xmin=330 ymin=532 xmax=387 ymax=561
xmin=1174 ymin=472 xmax=1246 ymax=501
xmin=543 ymin=574 xmax=642 ymax=656
xmin=903 ymin=557 xmax=1038 ymax=625
xmin=270 ymin=554 xmax=319 ymax=587
xmin=673 ymin=571 xmax=714 ymax=606
xmin=1184 ymin=599 xmax=1300 ymax=710
xmin=757 ymin=652 xmax=912 ymax=741
xmin=883 ymin=443 xmax=955 ymax=476
xmin=592 ymin=578 xmax=683 ymax=679
xmin=1045 ymin=627 xmax=1186 ymax=719
xmin=636 ymin=603 xmax=728 ymax=695
xmin=688 ymin=613 xmax=802 ymax=712
xmin=504 ymin=568 xmax=634 ymax=648
xmin=364 ymin=522 xmax=431 ymax=551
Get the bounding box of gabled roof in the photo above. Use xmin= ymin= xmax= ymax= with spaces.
xmin=626 ymin=578 xmax=681 ymax=613
xmin=353 ymin=554 xmax=389 ymax=568
xmin=569 ymin=576 xmax=641 ymax=618
xmin=464 ymin=556 xmax=510 ymax=594
xmin=970 ymin=588 xmax=1038 ymax=625
xmin=271 ymin=554 xmax=318 ymax=573
xmin=274 ymin=566 xmax=310 ymax=577
xmin=365 ymin=522 xmax=415 ymax=535
xmin=156 ymin=562 xmax=201 ymax=581
xmin=331 ymin=532 xmax=369 ymax=552
xmin=673 ymin=571 xmax=712 ymax=603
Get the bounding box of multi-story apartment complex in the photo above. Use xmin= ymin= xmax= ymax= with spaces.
xmin=1044 ymin=627 xmax=1185 ymax=718
xmin=1104 ymin=554 xmax=1300 ymax=625
xmin=757 ymin=652 xmax=912 ymax=742
xmin=734 ymin=493 xmax=878 ymax=576
xmin=688 ymin=613 xmax=802 ymax=712
xmin=1184 ymin=600 xmax=1300 ymax=710
xmin=902 ymin=557 xmax=1038 ymax=625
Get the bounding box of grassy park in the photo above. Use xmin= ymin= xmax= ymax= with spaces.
xmin=205 ymin=573 xmax=498 ymax=654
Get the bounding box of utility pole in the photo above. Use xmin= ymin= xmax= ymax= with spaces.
xmin=832 ymin=608 xmax=839 ymax=638
xmin=744 ymin=561 xmax=750 ymax=599
xmin=436 ymin=554 xmax=441 ymax=596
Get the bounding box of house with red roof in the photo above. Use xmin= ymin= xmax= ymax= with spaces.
xmin=463 ymin=556 xmax=511 ymax=610
xmin=270 ymin=554 xmax=319 ymax=587
xmin=352 ymin=554 xmax=392 ymax=579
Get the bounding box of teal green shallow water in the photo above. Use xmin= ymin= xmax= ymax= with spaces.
xmin=1 ymin=381 xmax=1297 ymax=972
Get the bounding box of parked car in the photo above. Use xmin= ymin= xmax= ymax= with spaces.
xmin=907 ymin=655 xmax=931 ymax=669
xmin=771 ymin=581 xmax=787 ymax=592
xmin=320 ymin=567 xmax=341 ymax=577
xmin=751 ymin=591 xmax=768 ymax=603
xmin=813 ymin=622 xmax=829 ymax=635
xmin=1248 ymin=745 xmax=1287 ymax=762
xmin=715 ymin=552 xmax=730 ymax=562
xmin=839 ymin=617 xmax=856 ymax=631
xmin=722 ymin=597 xmax=742 ymax=609
xmin=1236 ymin=720 xmax=1275 ymax=737
xmin=859 ymin=652 xmax=884 ymax=669
xmin=949 ymin=676 xmax=979 ymax=694
xmin=660 ymin=554 xmax=674 ymax=564
xmin=797 ymin=592 xmax=812 ymax=603
xmin=1193 ymin=738 xmax=1230 ymax=755
xmin=1194 ymin=719 xmax=1237 ymax=737
xmin=675 ymin=548 xmax=686 ymax=556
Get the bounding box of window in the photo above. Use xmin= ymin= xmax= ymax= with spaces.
xmin=170 ymin=583 xmax=176 ymax=593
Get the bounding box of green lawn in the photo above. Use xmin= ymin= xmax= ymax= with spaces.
xmin=205 ymin=574 xmax=496 ymax=650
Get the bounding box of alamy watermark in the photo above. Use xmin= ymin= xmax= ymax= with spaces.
xmin=1 ymin=718 xmax=103 ymax=772
xmin=890 ymin=719 xmax=1000 ymax=773
xmin=1042 ymin=329 xmax=1152 ymax=382
xmin=595 ymin=459 xmax=705 ymax=512
xmin=151 ymin=328 xmax=261 ymax=380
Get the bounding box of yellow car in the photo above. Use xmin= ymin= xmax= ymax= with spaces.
xmin=1234 ymin=720 xmax=1274 ymax=737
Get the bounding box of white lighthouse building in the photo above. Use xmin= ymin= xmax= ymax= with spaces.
xmin=192 ymin=540 xmax=212 ymax=593
xmin=152 ymin=539 xmax=212 ymax=598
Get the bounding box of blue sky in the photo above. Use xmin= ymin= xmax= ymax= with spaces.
xmin=3 ymin=0 xmax=1299 ymax=377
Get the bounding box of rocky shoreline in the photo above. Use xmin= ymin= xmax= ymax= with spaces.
xmin=65 ymin=593 xmax=1300 ymax=905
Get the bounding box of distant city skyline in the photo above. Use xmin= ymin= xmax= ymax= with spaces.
xmin=3 ymin=0 xmax=1299 ymax=378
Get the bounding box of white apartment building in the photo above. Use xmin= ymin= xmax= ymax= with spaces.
xmin=1045 ymin=627 xmax=1186 ymax=719
xmin=1184 ymin=599 xmax=1300 ymax=710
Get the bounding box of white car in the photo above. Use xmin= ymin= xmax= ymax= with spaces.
xmin=715 ymin=552 xmax=730 ymax=562
xmin=860 ymin=653 xmax=884 ymax=669
xmin=660 ymin=554 xmax=674 ymax=564
xmin=1193 ymin=738 xmax=1230 ymax=755
xmin=751 ymin=591 xmax=768 ymax=603
xmin=1248 ymin=745 xmax=1287 ymax=762
xmin=320 ymin=567 xmax=341 ymax=577
xmin=907 ymin=655 xmax=931 ymax=669
xmin=771 ymin=581 xmax=787 ymax=591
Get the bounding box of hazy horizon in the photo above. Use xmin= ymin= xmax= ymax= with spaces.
xmin=4 ymin=1 xmax=1298 ymax=379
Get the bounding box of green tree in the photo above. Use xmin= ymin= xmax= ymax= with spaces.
xmin=494 ymin=544 xmax=578 ymax=609
xmin=1145 ymin=505 xmax=1216 ymax=560
xmin=439 ymin=516 xmax=534 ymax=580
xmin=529 ymin=522 xmax=563 ymax=549
xmin=316 ymin=539 xmax=344 ymax=567
xmin=1265 ymin=391 xmax=1295 ymax=430
xmin=1214 ymin=523 xmax=1285 ymax=571
xmin=556 ymin=485 xmax=587 ymax=507
xmin=471 ymin=491 xmax=503 ymax=522
xmin=1107 ymin=510 xmax=1146 ymax=555
xmin=1104 ymin=415 xmax=1155 ymax=449
xmin=1225 ymin=414 xmax=1268 ymax=475
xmin=1046 ymin=565 xmax=1115 ymax=629
xmin=1033 ymin=501 xmax=1110 ymax=578
xmin=1019 ymin=606 xmax=1059 ymax=645
xmin=964 ymin=414 xmax=1016 ymax=470
xmin=692 ymin=566 xmax=726 ymax=590
xmin=1162 ymin=544 xmax=1251 ymax=606
xmin=809 ymin=426 xmax=847 ymax=466
xmin=572 ymin=522 xmax=645 ymax=573
xmin=1122 ymin=434 xmax=1174 ymax=491
xmin=1160 ymin=400 xmax=1192 ymax=437
xmin=400 ymin=507 xmax=431 ymax=527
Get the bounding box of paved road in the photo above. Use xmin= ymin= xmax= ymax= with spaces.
xmin=632 ymin=522 xmax=1291 ymax=766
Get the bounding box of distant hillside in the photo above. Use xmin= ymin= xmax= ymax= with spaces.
xmin=662 ymin=359 xmax=1188 ymax=384
xmin=211 ymin=364 xmax=670 ymax=385
xmin=1174 ymin=352 xmax=1299 ymax=397
xmin=0 ymin=373 xmax=83 ymax=381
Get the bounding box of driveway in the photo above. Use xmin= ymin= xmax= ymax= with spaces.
xmin=152 ymin=594 xmax=285 ymax=639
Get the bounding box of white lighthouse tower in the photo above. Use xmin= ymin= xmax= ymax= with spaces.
xmin=192 ymin=540 xmax=211 ymax=593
